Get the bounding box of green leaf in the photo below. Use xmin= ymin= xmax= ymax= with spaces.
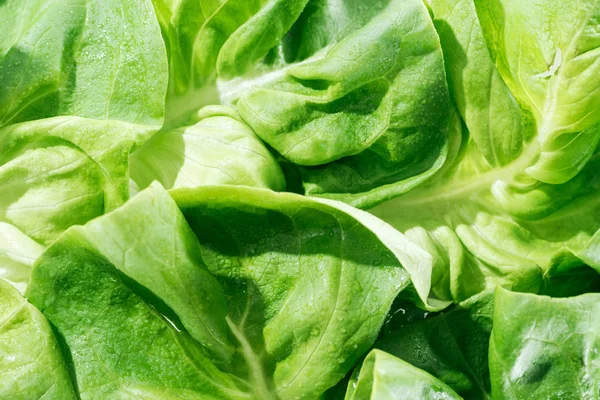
xmin=0 ymin=0 xmax=169 ymax=246
xmin=371 ymin=6 xmax=600 ymax=299
xmin=431 ymin=0 xmax=533 ymax=167
xmin=26 ymin=226 xmax=247 ymax=399
xmin=0 ymin=223 xmax=43 ymax=294
xmin=130 ymin=106 xmax=286 ymax=192
xmin=377 ymin=0 xmax=599 ymax=303
xmin=372 ymin=177 xmax=600 ymax=302
xmin=153 ymin=0 xmax=309 ymax=123
xmin=226 ymin=0 xmax=451 ymax=208
xmin=490 ymin=288 xmax=600 ymax=399
xmin=27 ymin=183 xmax=425 ymax=398
xmin=373 ymin=197 xmax=541 ymax=302
xmin=0 ymin=117 xmax=155 ymax=244
xmin=172 ymin=185 xmax=415 ymax=398
xmin=282 ymin=0 xmax=392 ymax=64
xmin=345 ymin=349 xmax=462 ymax=400
xmin=0 ymin=0 xmax=168 ymax=127
xmin=474 ymin=0 xmax=600 ymax=184
xmin=62 ymin=183 xmax=235 ymax=365
xmin=5 ymin=0 xmax=600 ymax=397
xmin=0 ymin=279 xmax=76 ymax=399
xmin=376 ymin=290 xmax=494 ymax=399
xmin=215 ymin=0 xmax=310 ymax=80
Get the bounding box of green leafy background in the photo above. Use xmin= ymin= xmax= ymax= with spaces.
xmin=1 ymin=0 xmax=599 ymax=398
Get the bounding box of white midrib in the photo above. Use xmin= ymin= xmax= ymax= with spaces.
xmin=372 ymin=140 xmax=540 ymax=211
xmin=537 ymin=48 xmax=567 ymax=145
xmin=225 ymin=316 xmax=277 ymax=400
xmin=217 ymin=67 xmax=289 ymax=105
xmin=397 ymin=7 xmax=599 ymax=214
xmin=408 ymin=10 xmax=597 ymax=212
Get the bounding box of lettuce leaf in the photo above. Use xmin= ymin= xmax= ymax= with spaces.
xmin=370 ymin=0 xmax=600 ymax=305
xmin=345 ymin=349 xmax=461 ymax=400
xmin=25 ymin=183 xmax=429 ymax=398
xmin=0 ymin=279 xmax=76 ymax=399
xmin=490 ymin=288 xmax=600 ymax=399
xmin=130 ymin=106 xmax=286 ymax=192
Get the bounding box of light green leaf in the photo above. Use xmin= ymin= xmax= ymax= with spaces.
xmin=0 ymin=0 xmax=168 ymax=127
xmin=0 ymin=117 xmax=155 ymax=244
xmin=65 ymin=183 xmax=235 ymax=365
xmin=431 ymin=0 xmax=532 ymax=167
xmin=490 ymin=288 xmax=600 ymax=399
xmin=345 ymin=349 xmax=462 ymax=400
xmin=0 ymin=0 xmax=169 ymax=246
xmin=227 ymin=0 xmax=451 ymax=208
xmin=216 ymin=0 xmax=310 ymax=80
xmin=474 ymin=0 xmax=600 ymax=184
xmin=173 ymin=185 xmax=414 ymax=398
xmin=372 ymin=160 xmax=600 ymax=302
xmin=314 ymin=197 xmax=450 ymax=311
xmin=27 ymin=183 xmax=422 ymax=399
xmin=378 ymin=0 xmax=599 ymax=303
xmin=236 ymin=0 xmax=446 ymax=165
xmin=372 ymin=1 xmax=600 ymax=300
xmin=0 ymin=223 xmax=43 ymax=294
xmin=153 ymin=0 xmax=308 ymax=123
xmin=0 ymin=279 xmax=76 ymax=399
xmin=130 ymin=106 xmax=286 ymax=191
xmin=26 ymin=225 xmax=248 ymax=399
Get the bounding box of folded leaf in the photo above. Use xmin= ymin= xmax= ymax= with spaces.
xmin=173 ymin=185 xmax=415 ymax=398
xmin=0 ymin=279 xmax=76 ymax=399
xmin=130 ymin=106 xmax=286 ymax=191
xmin=0 ymin=0 xmax=169 ymax=247
xmin=219 ymin=0 xmax=452 ymax=208
xmin=282 ymin=0 xmax=392 ymax=64
xmin=26 ymin=223 xmax=247 ymax=399
xmin=63 ymin=182 xmax=235 ymax=365
xmin=0 ymin=223 xmax=43 ymax=294
xmin=474 ymin=0 xmax=600 ymax=184
xmin=27 ymin=183 xmax=425 ymax=399
xmin=376 ymin=290 xmax=494 ymax=399
xmin=345 ymin=350 xmax=461 ymax=400
xmin=490 ymin=288 xmax=600 ymax=399
xmin=0 ymin=117 xmax=156 ymax=244
xmin=431 ymin=0 xmax=533 ymax=167
xmin=372 ymin=0 xmax=600 ymax=302
xmin=152 ymin=0 xmax=309 ymax=123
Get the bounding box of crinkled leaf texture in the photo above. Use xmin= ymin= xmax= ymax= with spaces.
xmin=475 ymin=0 xmax=600 ymax=184
xmin=211 ymin=0 xmax=453 ymax=208
xmin=24 ymin=183 xmax=439 ymax=399
xmin=2 ymin=0 xmax=600 ymax=398
xmin=0 ymin=117 xmax=157 ymax=245
xmin=371 ymin=0 xmax=600 ymax=305
xmin=0 ymin=279 xmax=76 ymax=399
xmin=345 ymin=349 xmax=461 ymax=400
